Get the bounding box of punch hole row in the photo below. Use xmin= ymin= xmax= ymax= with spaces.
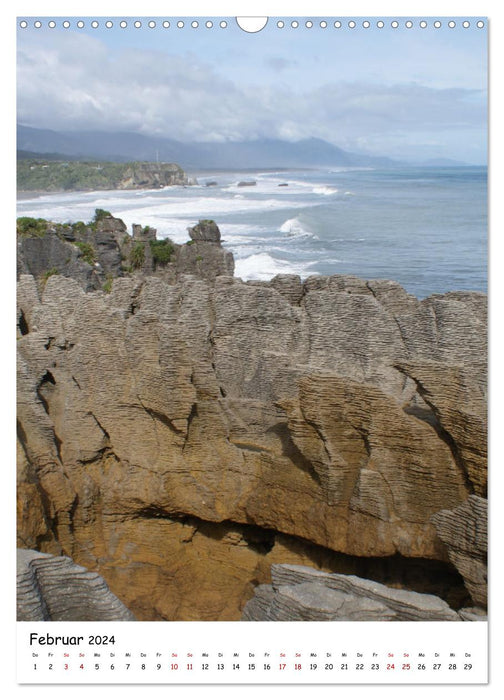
xmin=19 ymin=19 xmax=229 ymax=30
xmin=278 ymin=19 xmax=484 ymax=29
xmin=18 ymin=18 xmax=486 ymax=30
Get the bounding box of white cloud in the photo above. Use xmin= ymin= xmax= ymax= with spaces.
xmin=17 ymin=31 xmax=486 ymax=160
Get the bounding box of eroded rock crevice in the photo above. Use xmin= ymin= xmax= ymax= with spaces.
xmin=58 ymin=507 xmax=471 ymax=620
xmin=18 ymin=309 xmax=29 ymax=336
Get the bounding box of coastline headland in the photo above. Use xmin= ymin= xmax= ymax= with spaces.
xmin=17 ymin=160 xmax=190 ymax=193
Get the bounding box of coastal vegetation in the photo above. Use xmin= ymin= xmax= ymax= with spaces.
xmin=42 ymin=267 xmax=58 ymax=283
xmin=74 ymin=241 xmax=96 ymax=266
xmin=93 ymin=208 xmax=112 ymax=223
xmin=150 ymin=239 xmax=175 ymax=265
xmin=130 ymin=242 xmax=146 ymax=269
xmin=18 ymin=160 xmax=133 ymax=191
xmin=16 ymin=216 xmax=47 ymax=237
xmin=102 ymin=275 xmax=114 ymax=294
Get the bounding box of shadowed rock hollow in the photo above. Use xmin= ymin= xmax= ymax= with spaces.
xmin=16 ymin=217 xmax=487 ymax=621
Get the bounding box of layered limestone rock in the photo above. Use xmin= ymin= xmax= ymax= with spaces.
xmin=17 ymin=215 xmax=127 ymax=292
xmin=16 ymin=265 xmax=487 ymax=619
xmin=431 ymin=496 xmax=487 ymax=608
xmin=17 ymin=231 xmax=101 ymax=292
xmin=178 ymin=220 xmax=234 ymax=280
xmin=17 ymin=549 xmax=135 ymax=621
xmin=242 ymin=564 xmax=461 ymax=621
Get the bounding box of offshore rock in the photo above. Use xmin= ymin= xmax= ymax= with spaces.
xmin=242 ymin=564 xmax=461 ymax=621
xmin=17 ymin=549 xmax=135 ymax=621
xmin=16 ymin=270 xmax=487 ymax=619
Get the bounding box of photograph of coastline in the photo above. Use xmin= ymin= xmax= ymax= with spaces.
xmin=16 ymin=17 xmax=487 ymax=624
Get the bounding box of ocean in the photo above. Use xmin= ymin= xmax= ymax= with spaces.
xmin=17 ymin=165 xmax=487 ymax=299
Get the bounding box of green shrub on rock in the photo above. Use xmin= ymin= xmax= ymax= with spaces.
xmin=150 ymin=239 xmax=174 ymax=265
xmin=72 ymin=221 xmax=88 ymax=236
xmin=89 ymin=209 xmax=112 ymax=231
xmin=74 ymin=241 xmax=96 ymax=266
xmin=17 ymin=217 xmax=48 ymax=238
xmin=93 ymin=208 xmax=112 ymax=223
xmin=42 ymin=267 xmax=58 ymax=283
xmin=130 ymin=242 xmax=146 ymax=269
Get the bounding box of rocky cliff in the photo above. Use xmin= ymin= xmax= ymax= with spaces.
xmin=117 ymin=162 xmax=189 ymax=189
xmin=17 ymin=213 xmax=234 ymax=294
xmin=16 ymin=215 xmax=487 ymax=621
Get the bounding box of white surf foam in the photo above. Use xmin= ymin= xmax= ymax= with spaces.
xmin=234 ymin=252 xmax=316 ymax=281
xmin=284 ymin=179 xmax=317 ymax=190
xmin=312 ymin=185 xmax=338 ymax=195
xmin=116 ymin=195 xmax=307 ymax=220
xmin=18 ymin=188 xmax=308 ymax=225
xmin=279 ymin=217 xmax=317 ymax=239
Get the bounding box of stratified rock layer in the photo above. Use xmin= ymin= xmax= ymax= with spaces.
xmin=431 ymin=496 xmax=487 ymax=607
xmin=16 ymin=270 xmax=487 ymax=619
xmin=242 ymin=564 xmax=461 ymax=621
xmin=17 ymin=549 xmax=135 ymax=621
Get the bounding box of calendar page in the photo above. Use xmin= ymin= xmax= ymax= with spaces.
xmin=12 ymin=0 xmax=491 ymax=691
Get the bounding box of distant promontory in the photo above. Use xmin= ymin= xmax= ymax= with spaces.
xmin=17 ymin=159 xmax=190 ymax=193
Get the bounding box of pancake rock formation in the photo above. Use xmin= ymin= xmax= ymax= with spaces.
xmin=242 ymin=564 xmax=461 ymax=621
xmin=17 ymin=549 xmax=135 ymax=621
xmin=16 ymin=214 xmax=487 ymax=621
xmin=431 ymin=495 xmax=487 ymax=608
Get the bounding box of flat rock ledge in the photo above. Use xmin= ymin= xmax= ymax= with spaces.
xmin=17 ymin=549 xmax=135 ymax=621
xmin=242 ymin=564 xmax=465 ymax=621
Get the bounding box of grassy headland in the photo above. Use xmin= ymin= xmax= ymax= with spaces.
xmin=17 ymin=159 xmax=188 ymax=192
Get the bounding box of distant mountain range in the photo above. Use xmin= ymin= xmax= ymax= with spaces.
xmin=17 ymin=124 xmax=397 ymax=170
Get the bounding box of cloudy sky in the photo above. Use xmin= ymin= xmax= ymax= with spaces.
xmin=17 ymin=17 xmax=487 ymax=162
